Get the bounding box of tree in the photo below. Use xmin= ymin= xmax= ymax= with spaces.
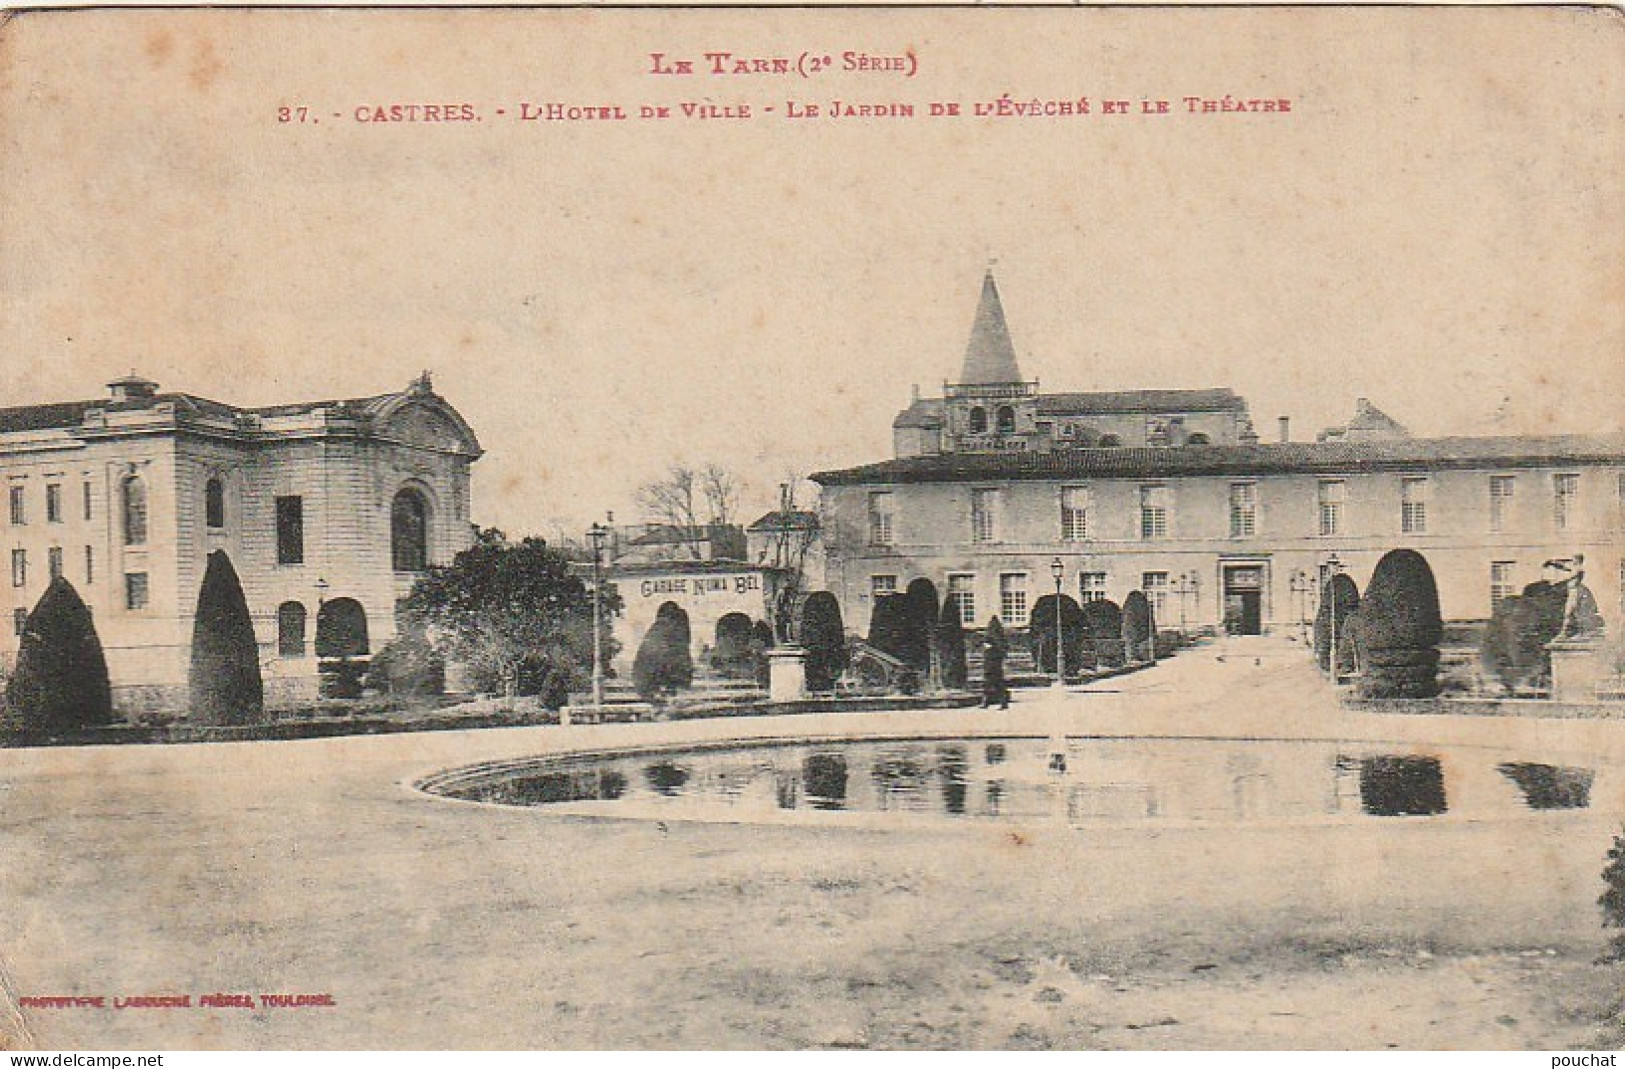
xmin=637 ymin=463 xmax=743 ymax=559
xmin=188 ymin=550 xmax=264 ymax=725
xmin=4 ymin=577 xmax=113 ymax=736
xmin=1029 ymin=594 xmax=1085 ymax=676
xmin=398 ymin=528 xmax=619 ymax=699
xmin=867 ymin=593 xmax=921 ymax=668
xmin=1600 ymin=826 xmax=1625 ymax=961
xmin=1480 ymin=581 xmax=1567 ymax=694
xmin=938 ymin=599 xmax=968 ymax=690
xmin=1314 ymin=573 xmax=1362 ymax=675
xmin=800 ymin=592 xmax=847 ymax=693
xmin=903 ymin=578 xmax=940 ymax=681
xmin=710 ymin=613 xmax=756 ymax=679
xmin=633 ymin=602 xmax=693 ymax=699
xmin=1123 ymin=591 xmax=1156 ymax=663
xmin=366 ymin=630 xmax=446 ymax=697
xmin=1081 ymin=599 xmax=1124 ymax=668
xmin=760 ymin=476 xmax=820 ymax=642
xmin=1356 ymin=549 xmax=1443 ymax=699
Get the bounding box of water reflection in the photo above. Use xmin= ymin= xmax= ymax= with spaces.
xmin=439 ymin=738 xmax=1605 ymax=827
xmin=1498 ymin=762 xmax=1594 ymax=810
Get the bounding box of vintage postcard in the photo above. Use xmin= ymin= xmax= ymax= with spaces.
xmin=0 ymin=3 xmax=1622 ymax=1053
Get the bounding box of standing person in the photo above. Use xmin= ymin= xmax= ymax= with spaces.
xmin=981 ymin=616 xmax=1010 ymax=710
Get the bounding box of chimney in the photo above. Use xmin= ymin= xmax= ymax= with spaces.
xmin=911 ymin=383 xmax=921 ymax=402
xmin=1277 ymin=416 xmax=1291 ymax=443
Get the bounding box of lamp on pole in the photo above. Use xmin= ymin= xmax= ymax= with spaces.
xmin=1050 ymin=557 xmax=1066 ymax=688
xmin=587 ymin=521 xmax=609 ymax=718
xmin=1289 ymin=569 xmax=1312 ymax=644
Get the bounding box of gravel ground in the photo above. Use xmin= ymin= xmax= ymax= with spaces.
xmin=3 ymin=637 xmax=1624 ymax=1050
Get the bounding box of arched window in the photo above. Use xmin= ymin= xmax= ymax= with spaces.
xmin=1098 ymin=434 xmax=1122 ymax=448
xmin=277 ymin=601 xmax=307 ymax=657
xmin=205 ymin=478 xmax=225 ymax=529
xmin=121 ymin=475 xmax=147 ymax=546
xmin=968 ymin=407 xmax=988 ymax=434
xmin=1186 ymin=432 xmax=1211 ymax=446
xmin=391 ymin=488 xmax=429 ymax=573
xmin=995 ymin=406 xmax=1016 ymax=434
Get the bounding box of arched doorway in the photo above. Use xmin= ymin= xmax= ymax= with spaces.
xmin=315 ymin=598 xmax=369 ymax=658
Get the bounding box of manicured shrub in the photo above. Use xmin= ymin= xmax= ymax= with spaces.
xmin=366 ymin=630 xmax=446 ymax=697
xmin=1028 ymin=593 xmax=1086 ymax=676
xmin=1356 ymin=549 xmax=1443 ymax=699
xmin=4 ymin=577 xmax=113 ymax=736
xmin=1480 ymin=581 xmax=1567 ymax=693
xmin=902 ymin=579 xmax=939 ymax=676
xmin=937 ymin=599 xmax=968 ymax=690
xmin=800 ymin=592 xmax=847 ymax=693
xmin=1314 ymin=573 xmax=1361 ymax=675
xmin=632 ymin=602 xmax=693 ymax=699
xmin=1081 ymin=599 xmax=1124 ymax=668
xmin=1122 ymin=591 xmax=1155 ymax=663
xmin=750 ymin=619 xmax=774 ymax=689
xmin=189 ymin=550 xmax=265 ymax=725
xmin=867 ymin=594 xmax=916 ymax=666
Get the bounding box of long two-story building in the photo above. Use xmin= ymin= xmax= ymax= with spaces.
xmin=0 ymin=372 xmax=481 ymax=712
xmin=813 ymin=272 xmax=1625 ymax=637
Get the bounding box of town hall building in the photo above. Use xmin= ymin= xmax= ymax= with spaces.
xmin=0 ymin=372 xmax=481 ymax=712
xmin=813 ymin=271 xmax=1625 ymax=639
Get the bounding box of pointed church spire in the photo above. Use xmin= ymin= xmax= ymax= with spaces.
xmin=958 ymin=269 xmax=1024 ymax=385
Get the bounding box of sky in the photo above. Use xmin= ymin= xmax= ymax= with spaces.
xmin=1 ymin=6 xmax=1621 ymax=537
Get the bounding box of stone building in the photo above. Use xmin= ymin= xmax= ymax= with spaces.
xmin=813 ymin=272 xmax=1625 ymax=637
xmin=0 ymin=372 xmax=481 ymax=712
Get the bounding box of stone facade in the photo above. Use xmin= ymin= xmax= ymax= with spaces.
xmin=0 ymin=373 xmax=481 ymax=713
xmin=814 ymin=274 xmax=1625 ymax=638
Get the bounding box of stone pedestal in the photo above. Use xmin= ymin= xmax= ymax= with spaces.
xmin=1548 ymin=635 xmax=1608 ymax=703
xmin=767 ymin=646 xmax=808 ymax=703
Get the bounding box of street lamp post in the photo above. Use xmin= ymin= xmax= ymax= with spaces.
xmin=586 ymin=522 xmax=609 ymax=720
xmin=1050 ymin=557 xmax=1066 ymax=688
xmin=1325 ymin=552 xmax=1343 ymax=683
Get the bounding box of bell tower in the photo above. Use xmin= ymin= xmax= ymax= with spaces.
xmin=944 ymin=268 xmax=1039 ymax=453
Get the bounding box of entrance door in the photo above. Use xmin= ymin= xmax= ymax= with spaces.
xmin=1223 ymin=566 xmax=1265 ymax=635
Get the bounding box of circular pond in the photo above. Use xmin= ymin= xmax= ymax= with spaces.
xmin=416 ymin=735 xmax=1621 ymax=829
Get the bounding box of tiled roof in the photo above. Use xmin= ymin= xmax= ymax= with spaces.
xmin=0 ymin=391 xmax=400 ymax=435
xmin=1037 ymin=388 xmax=1247 ymax=416
xmin=893 ymin=398 xmax=945 ymax=429
xmin=958 ymin=270 xmax=1024 ymax=385
xmin=811 ymin=433 xmax=1625 ymax=485
xmin=746 ymin=509 xmax=819 ymax=531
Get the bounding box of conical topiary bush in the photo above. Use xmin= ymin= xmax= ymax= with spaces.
xmin=1356 ymin=549 xmax=1443 ymax=699
xmin=4 ymin=577 xmax=114 ymax=736
xmin=188 ymin=550 xmax=265 ymax=725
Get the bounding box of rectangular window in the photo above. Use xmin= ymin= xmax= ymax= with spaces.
xmin=12 ymin=608 xmax=25 ymax=637
xmin=1490 ymin=561 xmax=1517 ymax=609
xmin=870 ymin=574 xmax=897 ymax=599
xmin=947 ymin=573 xmax=976 ymax=626
xmin=1060 ymin=486 xmax=1089 ymax=541
xmin=82 ymin=481 xmax=93 ymax=521
xmin=1080 ymin=572 xmax=1108 ymax=604
xmin=1489 ymin=475 xmax=1515 ymax=533
xmin=45 ymin=483 xmax=61 ymax=524
xmin=47 ymin=547 xmax=62 ymax=581
xmin=1401 ymin=477 xmax=1430 ymax=535
xmin=998 ymin=572 xmax=1028 ymax=626
xmin=867 ymin=491 xmax=894 ymax=546
xmin=276 ymin=495 xmax=305 ymax=565
xmin=10 ymin=549 xmax=24 ymax=588
xmin=84 ymin=545 xmax=93 ymax=585
xmin=1229 ymin=482 xmax=1257 ymax=538
xmin=1140 ymin=484 xmax=1169 ymax=540
xmin=125 ymin=572 xmax=149 ymax=611
xmin=971 ymin=489 xmax=999 ymax=543
xmin=8 ymin=485 xmax=24 ymax=526
xmin=1142 ymin=571 xmax=1170 ymax=618
xmin=1318 ymin=480 xmax=1345 ymax=536
xmin=1553 ymin=473 xmax=1580 ymax=531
